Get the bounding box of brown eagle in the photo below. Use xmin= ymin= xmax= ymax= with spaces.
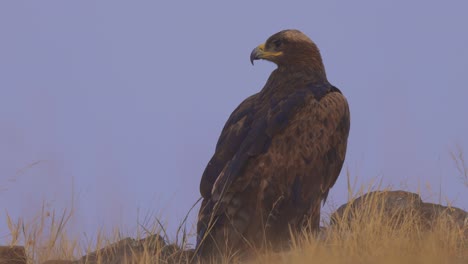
xmin=196 ymin=29 xmax=350 ymax=258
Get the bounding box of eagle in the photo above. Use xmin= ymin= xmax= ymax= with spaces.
xmin=196 ymin=29 xmax=350 ymax=258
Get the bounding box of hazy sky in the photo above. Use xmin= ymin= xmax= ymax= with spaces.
xmin=1 ymin=1 xmax=467 ymax=246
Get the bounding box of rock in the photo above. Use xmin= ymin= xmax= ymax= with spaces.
xmin=330 ymin=190 xmax=468 ymax=235
xmin=419 ymin=202 xmax=468 ymax=232
xmin=39 ymin=234 xmax=194 ymax=264
xmin=77 ymin=237 xmax=143 ymax=264
xmin=331 ymin=190 xmax=423 ymax=225
xmin=0 ymin=246 xmax=27 ymax=264
xmin=41 ymin=234 xmax=171 ymax=264
xmin=161 ymin=245 xmax=195 ymax=264
xmin=136 ymin=234 xmax=167 ymax=255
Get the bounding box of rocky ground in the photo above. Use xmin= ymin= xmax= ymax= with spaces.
xmin=1 ymin=190 xmax=467 ymax=264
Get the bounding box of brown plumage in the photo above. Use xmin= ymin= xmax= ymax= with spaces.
xmin=196 ymin=29 xmax=350 ymax=258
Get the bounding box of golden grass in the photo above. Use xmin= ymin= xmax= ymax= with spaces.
xmin=450 ymin=144 xmax=468 ymax=188
xmin=4 ymin=154 xmax=468 ymax=264
xmin=5 ymin=185 xmax=466 ymax=264
xmin=271 ymin=204 xmax=467 ymax=264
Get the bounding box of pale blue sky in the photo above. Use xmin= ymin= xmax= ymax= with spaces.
xmin=1 ymin=1 xmax=467 ymax=246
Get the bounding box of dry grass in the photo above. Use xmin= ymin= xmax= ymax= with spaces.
xmin=450 ymin=144 xmax=468 ymax=187
xmin=267 ymin=200 xmax=467 ymax=264
xmin=5 ymin=184 xmax=467 ymax=264
xmin=6 ymin=202 xmax=79 ymax=263
xmin=4 ymin=153 xmax=468 ymax=263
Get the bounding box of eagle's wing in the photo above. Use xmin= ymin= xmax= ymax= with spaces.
xmin=319 ymin=85 xmax=350 ymax=203
xmin=197 ymin=85 xmax=349 ymax=253
xmin=210 ymin=89 xmax=310 ymax=203
xmin=196 ymin=89 xmax=310 ymax=249
xmin=199 ymin=93 xmax=258 ymax=198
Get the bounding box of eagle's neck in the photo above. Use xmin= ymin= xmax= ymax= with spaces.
xmin=280 ymin=66 xmax=326 ymax=82
xmin=261 ymin=66 xmax=328 ymax=96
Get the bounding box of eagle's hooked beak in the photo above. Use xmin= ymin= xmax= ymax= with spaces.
xmin=250 ymin=43 xmax=283 ymax=65
xmin=250 ymin=43 xmax=265 ymax=65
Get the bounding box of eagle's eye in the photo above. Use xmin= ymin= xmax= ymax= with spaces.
xmin=273 ymin=39 xmax=283 ymax=49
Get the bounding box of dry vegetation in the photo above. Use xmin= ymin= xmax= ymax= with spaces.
xmin=450 ymin=144 xmax=468 ymax=187
xmin=4 ymin=152 xmax=468 ymax=263
xmin=5 ymin=184 xmax=467 ymax=264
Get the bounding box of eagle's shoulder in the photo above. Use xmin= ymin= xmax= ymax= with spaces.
xmin=199 ymin=93 xmax=258 ymax=198
xmin=216 ymin=93 xmax=258 ymax=149
xmin=209 ymin=84 xmax=327 ymax=201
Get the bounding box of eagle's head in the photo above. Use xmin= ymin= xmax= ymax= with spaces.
xmin=250 ymin=29 xmax=326 ymax=76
